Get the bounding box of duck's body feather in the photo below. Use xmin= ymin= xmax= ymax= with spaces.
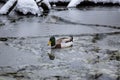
xmin=48 ymin=36 xmax=73 ymax=49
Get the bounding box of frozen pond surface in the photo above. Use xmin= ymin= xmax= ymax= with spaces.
xmin=0 ymin=7 xmax=120 ymax=80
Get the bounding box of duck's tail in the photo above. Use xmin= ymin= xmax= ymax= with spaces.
xmin=69 ymin=36 xmax=73 ymax=42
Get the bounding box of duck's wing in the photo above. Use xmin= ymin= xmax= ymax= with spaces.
xmin=62 ymin=37 xmax=73 ymax=43
xmin=56 ymin=36 xmax=73 ymax=44
xmin=61 ymin=41 xmax=73 ymax=48
xmin=63 ymin=38 xmax=71 ymax=43
xmin=56 ymin=38 xmax=69 ymax=43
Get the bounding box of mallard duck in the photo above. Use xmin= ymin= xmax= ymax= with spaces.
xmin=48 ymin=36 xmax=73 ymax=49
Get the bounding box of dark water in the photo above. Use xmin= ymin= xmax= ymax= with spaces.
xmin=0 ymin=7 xmax=120 ymax=80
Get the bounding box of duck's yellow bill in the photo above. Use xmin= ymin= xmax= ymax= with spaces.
xmin=48 ymin=41 xmax=51 ymax=46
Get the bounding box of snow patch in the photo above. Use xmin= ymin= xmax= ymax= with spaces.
xmin=16 ymin=0 xmax=41 ymax=15
xmin=0 ymin=0 xmax=17 ymax=14
xmin=93 ymin=0 xmax=120 ymax=3
xmin=49 ymin=0 xmax=71 ymax=2
xmin=67 ymin=0 xmax=120 ymax=8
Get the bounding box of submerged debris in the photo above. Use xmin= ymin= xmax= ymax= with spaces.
xmin=92 ymin=34 xmax=106 ymax=43
xmin=109 ymin=51 xmax=120 ymax=61
xmin=0 ymin=23 xmax=5 ymax=26
xmin=117 ymin=76 xmax=120 ymax=80
xmin=0 ymin=38 xmax=8 ymax=41
xmin=88 ymin=73 xmax=103 ymax=80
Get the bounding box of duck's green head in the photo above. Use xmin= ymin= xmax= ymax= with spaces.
xmin=48 ymin=36 xmax=56 ymax=46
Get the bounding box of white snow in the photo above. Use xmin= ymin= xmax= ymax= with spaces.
xmin=93 ymin=0 xmax=120 ymax=3
xmin=0 ymin=0 xmax=17 ymax=14
xmin=67 ymin=0 xmax=83 ymax=8
xmin=0 ymin=0 xmax=42 ymax=15
xmin=0 ymin=0 xmax=51 ymax=15
xmin=68 ymin=0 xmax=120 ymax=7
xmin=49 ymin=0 xmax=71 ymax=2
xmin=16 ymin=0 xmax=41 ymax=15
